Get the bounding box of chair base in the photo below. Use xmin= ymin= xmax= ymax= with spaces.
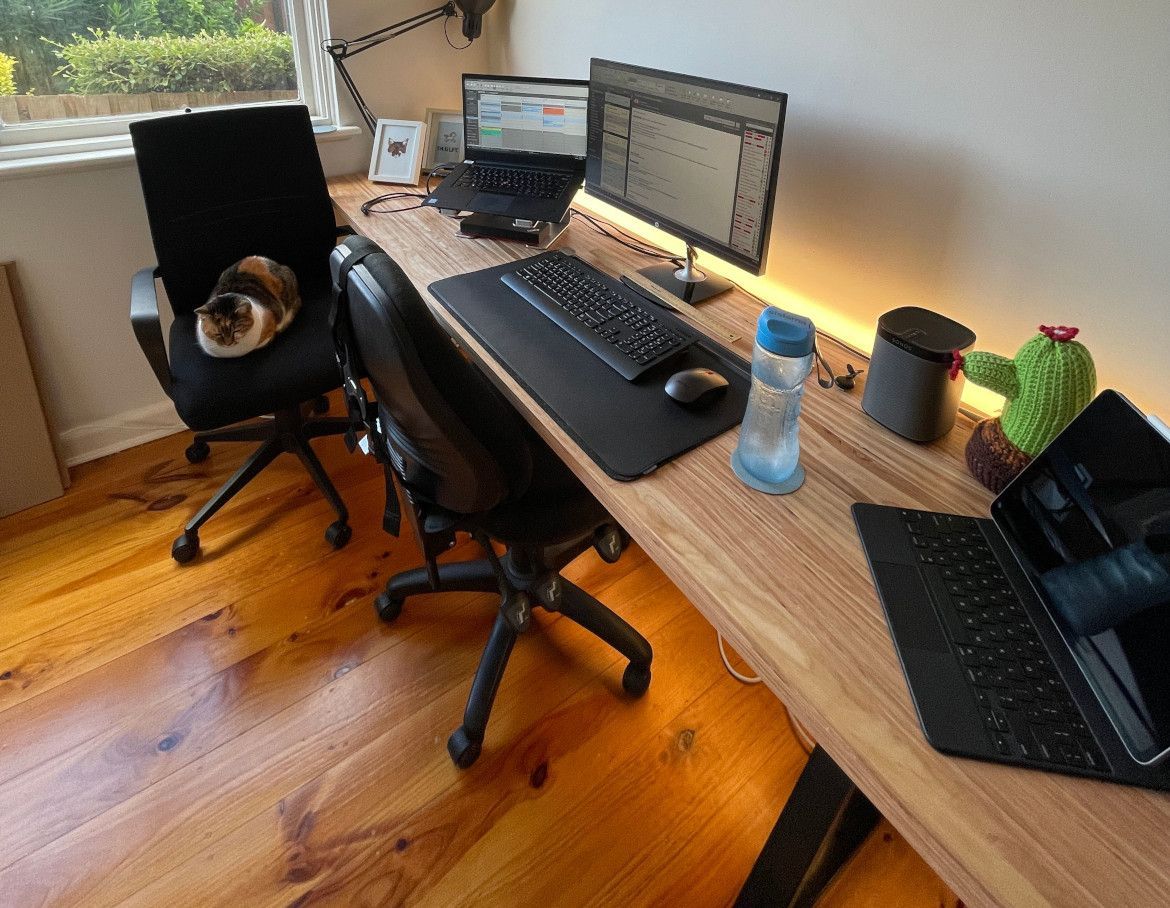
xmin=378 ymin=540 xmax=652 ymax=768
xmin=172 ymin=400 xmax=350 ymax=564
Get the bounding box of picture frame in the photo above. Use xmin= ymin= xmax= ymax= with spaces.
xmin=422 ymin=107 xmax=465 ymax=173
xmin=368 ymin=119 xmax=427 ymax=185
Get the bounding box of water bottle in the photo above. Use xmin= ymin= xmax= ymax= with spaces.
xmin=731 ymin=307 xmax=816 ymax=494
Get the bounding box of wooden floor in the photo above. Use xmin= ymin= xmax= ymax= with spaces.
xmin=0 ymin=401 xmax=960 ymax=907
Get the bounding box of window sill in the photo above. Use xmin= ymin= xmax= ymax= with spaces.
xmin=0 ymin=124 xmax=362 ymax=182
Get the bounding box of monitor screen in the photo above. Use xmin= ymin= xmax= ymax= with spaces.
xmin=992 ymin=390 xmax=1170 ymax=765
xmin=462 ymin=75 xmax=589 ymax=159
xmin=585 ymin=59 xmax=787 ymax=274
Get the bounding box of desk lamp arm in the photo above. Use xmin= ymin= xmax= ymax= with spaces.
xmin=322 ymin=2 xmax=458 ymax=134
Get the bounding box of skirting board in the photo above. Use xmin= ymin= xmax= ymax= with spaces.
xmin=58 ymin=400 xmax=186 ymax=467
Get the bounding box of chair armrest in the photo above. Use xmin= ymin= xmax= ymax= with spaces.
xmin=131 ymin=266 xmax=172 ymax=396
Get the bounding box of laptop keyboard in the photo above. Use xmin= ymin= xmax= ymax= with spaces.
xmin=500 ymin=253 xmax=696 ymax=381
xmin=454 ymin=165 xmax=570 ymax=199
xmin=900 ymin=509 xmax=1111 ymax=774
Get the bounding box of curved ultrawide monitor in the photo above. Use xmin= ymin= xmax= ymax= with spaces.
xmin=585 ymin=58 xmax=787 ymax=276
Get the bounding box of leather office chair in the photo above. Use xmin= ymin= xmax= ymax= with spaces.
xmin=329 ymin=236 xmax=653 ymax=768
xmin=129 ymin=105 xmax=354 ymax=563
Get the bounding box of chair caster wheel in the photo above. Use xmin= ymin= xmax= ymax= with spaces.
xmin=375 ymin=591 xmax=403 ymax=623
xmin=311 ymin=395 xmax=330 ymax=415
xmin=185 ymin=441 xmax=210 ymax=464
xmin=325 ymin=521 xmax=351 ymax=549
xmin=622 ymin=662 xmax=651 ymax=697
xmin=447 ymin=727 xmax=482 ymax=769
xmin=172 ymin=531 xmax=200 ymax=564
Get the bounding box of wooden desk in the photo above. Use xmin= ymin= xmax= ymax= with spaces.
xmin=330 ymin=174 xmax=1170 ymax=908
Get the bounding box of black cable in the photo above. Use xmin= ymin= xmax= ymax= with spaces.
xmin=726 ymin=275 xmax=865 ymax=392
xmin=577 ymin=210 xmax=680 ymax=259
xmin=443 ymin=13 xmax=473 ymax=49
xmin=569 ymin=210 xmax=680 ymax=261
xmin=426 ymin=164 xmax=456 ymax=193
xmin=571 ymin=210 xmax=674 ymax=258
xmin=361 ymin=164 xmax=459 ymax=216
xmin=361 ymin=192 xmax=426 ymax=216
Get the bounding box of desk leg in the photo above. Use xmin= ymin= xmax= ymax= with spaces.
xmin=735 ymin=744 xmax=880 ymax=908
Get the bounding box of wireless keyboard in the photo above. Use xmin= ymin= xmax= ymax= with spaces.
xmin=900 ymin=508 xmax=1110 ymax=773
xmin=500 ymin=253 xmax=697 ymax=381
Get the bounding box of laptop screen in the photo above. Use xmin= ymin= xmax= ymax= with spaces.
xmin=462 ymin=75 xmax=589 ymax=160
xmin=992 ymin=390 xmax=1170 ymax=765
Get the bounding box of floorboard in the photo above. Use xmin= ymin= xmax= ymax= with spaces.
xmin=0 ymin=401 xmax=959 ymax=907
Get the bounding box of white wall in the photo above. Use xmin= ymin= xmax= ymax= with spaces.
xmin=0 ymin=0 xmax=488 ymax=466
xmin=490 ymin=0 xmax=1170 ymax=418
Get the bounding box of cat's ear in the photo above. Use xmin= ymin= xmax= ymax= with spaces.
xmin=234 ymin=298 xmax=252 ymax=316
xmin=193 ymin=303 xmax=211 ymax=318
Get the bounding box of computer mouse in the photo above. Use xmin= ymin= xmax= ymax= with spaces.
xmin=665 ymin=367 xmax=730 ymax=408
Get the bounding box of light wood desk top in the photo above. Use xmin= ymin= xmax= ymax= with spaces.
xmin=330 ymin=174 xmax=1170 ymax=908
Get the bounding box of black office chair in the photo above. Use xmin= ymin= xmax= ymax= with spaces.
xmin=129 ymin=105 xmax=354 ymax=563
xmin=329 ymin=236 xmax=653 ymax=768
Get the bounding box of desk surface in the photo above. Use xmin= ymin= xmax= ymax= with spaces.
xmin=330 ymin=174 xmax=1170 ymax=908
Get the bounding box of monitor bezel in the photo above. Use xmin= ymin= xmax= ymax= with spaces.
xmin=461 ymin=73 xmax=590 ymax=167
xmin=584 ymin=58 xmax=788 ymax=276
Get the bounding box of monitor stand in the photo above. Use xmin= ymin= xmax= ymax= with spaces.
xmin=638 ymin=243 xmax=733 ymax=304
xmin=460 ymin=212 xmax=571 ymax=249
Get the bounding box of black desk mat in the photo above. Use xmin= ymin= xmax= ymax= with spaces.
xmin=429 ymin=251 xmax=749 ymax=480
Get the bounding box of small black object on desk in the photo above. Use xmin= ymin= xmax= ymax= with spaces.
xmin=458 ymin=211 xmax=572 ymax=248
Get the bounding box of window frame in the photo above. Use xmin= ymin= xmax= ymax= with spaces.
xmin=0 ymin=0 xmax=340 ymax=165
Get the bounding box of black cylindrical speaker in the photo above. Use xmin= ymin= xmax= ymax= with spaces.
xmin=862 ymin=306 xmax=976 ymax=442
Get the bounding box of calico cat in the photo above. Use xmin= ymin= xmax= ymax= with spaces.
xmin=195 ymin=256 xmax=301 ymax=358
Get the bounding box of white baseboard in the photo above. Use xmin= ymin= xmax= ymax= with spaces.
xmin=59 ymin=401 xmax=186 ymax=467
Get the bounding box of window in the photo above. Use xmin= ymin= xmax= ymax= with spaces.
xmin=0 ymin=0 xmax=338 ymax=164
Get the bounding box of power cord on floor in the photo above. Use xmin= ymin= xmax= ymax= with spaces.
xmin=718 ymin=631 xmax=762 ymax=685
xmin=786 ymin=710 xmax=816 ymax=755
xmin=717 ymin=630 xmax=815 ymax=755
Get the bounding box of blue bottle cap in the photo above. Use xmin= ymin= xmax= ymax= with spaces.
xmin=755 ymin=306 xmax=815 ymax=357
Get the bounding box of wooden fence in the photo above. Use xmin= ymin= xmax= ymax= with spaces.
xmin=0 ymin=90 xmax=298 ymax=124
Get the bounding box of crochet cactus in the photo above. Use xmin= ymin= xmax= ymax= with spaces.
xmin=951 ymin=324 xmax=1096 ymax=492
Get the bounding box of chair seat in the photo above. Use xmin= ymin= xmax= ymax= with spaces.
xmin=168 ymin=277 xmax=339 ymax=431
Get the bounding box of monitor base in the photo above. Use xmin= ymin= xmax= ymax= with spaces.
xmin=460 ymin=212 xmax=571 ymax=249
xmin=638 ymin=263 xmax=733 ymax=304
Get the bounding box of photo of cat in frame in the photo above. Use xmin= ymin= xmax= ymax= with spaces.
xmin=369 ymin=119 xmax=428 ymax=185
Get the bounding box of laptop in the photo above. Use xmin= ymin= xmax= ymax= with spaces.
xmin=854 ymin=390 xmax=1170 ymax=791
xmin=424 ymin=74 xmax=588 ymax=223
